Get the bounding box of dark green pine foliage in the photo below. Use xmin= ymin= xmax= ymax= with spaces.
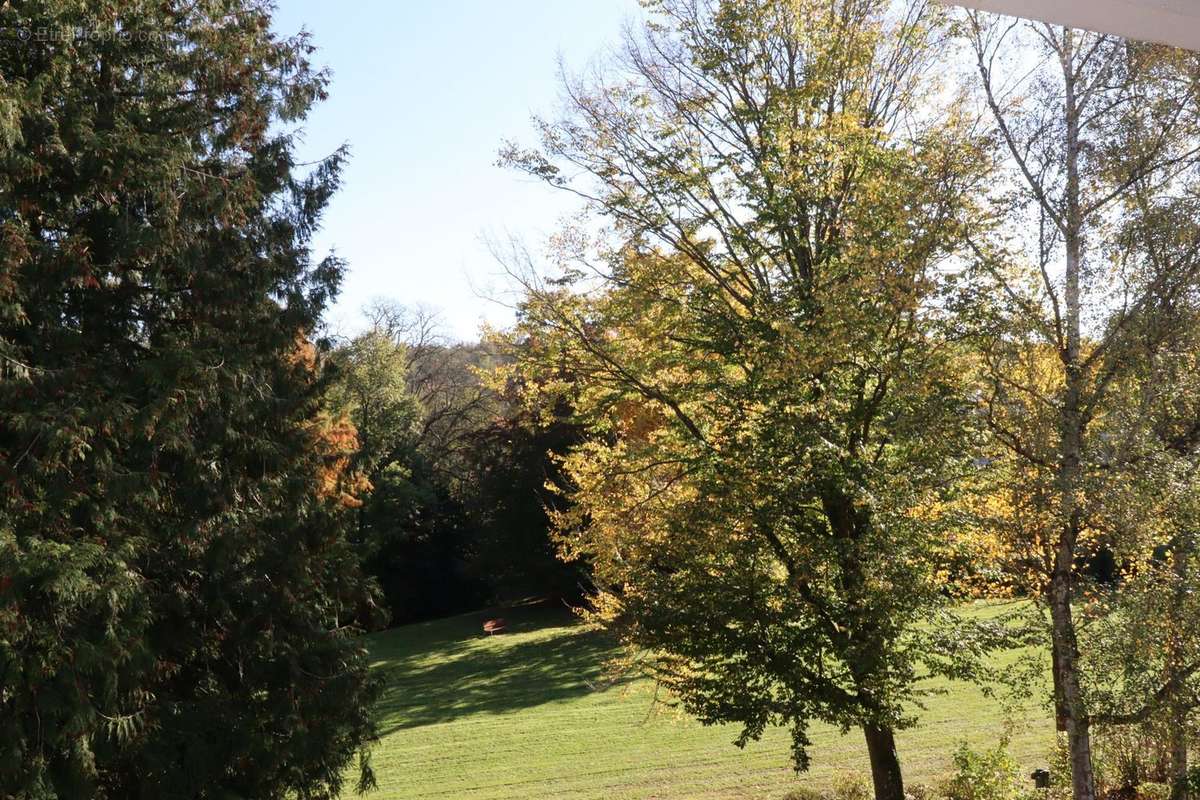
xmin=0 ymin=2 xmax=383 ymax=798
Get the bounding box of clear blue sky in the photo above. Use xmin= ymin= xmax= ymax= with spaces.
xmin=270 ymin=1 xmax=643 ymax=340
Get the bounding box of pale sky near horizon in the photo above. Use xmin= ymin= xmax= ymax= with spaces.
xmin=271 ymin=1 xmax=644 ymax=341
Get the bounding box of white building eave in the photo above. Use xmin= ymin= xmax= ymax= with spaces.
xmin=938 ymin=0 xmax=1200 ymax=51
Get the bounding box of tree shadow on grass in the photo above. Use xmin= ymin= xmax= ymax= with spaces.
xmin=368 ymin=605 xmax=626 ymax=735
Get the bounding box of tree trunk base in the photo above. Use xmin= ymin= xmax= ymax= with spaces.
xmin=863 ymin=725 xmax=904 ymax=800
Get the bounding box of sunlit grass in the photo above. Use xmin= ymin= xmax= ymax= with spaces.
xmin=361 ymin=601 xmax=1053 ymax=799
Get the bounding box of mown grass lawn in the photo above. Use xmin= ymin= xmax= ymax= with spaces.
xmin=361 ymin=601 xmax=1053 ymax=799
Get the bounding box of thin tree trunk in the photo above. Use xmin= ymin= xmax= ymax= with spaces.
xmin=1054 ymin=378 xmax=1094 ymax=800
xmin=1170 ymin=713 xmax=1188 ymax=800
xmin=863 ymin=724 xmax=905 ymax=800
xmin=1051 ymin=605 xmax=1069 ymax=732
xmin=1169 ymin=538 xmax=1190 ymax=800
xmin=1050 ymin=555 xmax=1096 ymax=800
xmin=1056 ymin=28 xmax=1098 ymax=800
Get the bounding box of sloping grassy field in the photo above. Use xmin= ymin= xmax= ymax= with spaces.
xmin=362 ymin=602 xmax=1053 ymax=799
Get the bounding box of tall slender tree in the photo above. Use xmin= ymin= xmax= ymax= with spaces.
xmin=0 ymin=2 xmax=382 ymax=796
xmin=965 ymin=14 xmax=1200 ymax=799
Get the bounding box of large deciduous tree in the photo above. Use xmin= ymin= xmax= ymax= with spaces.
xmin=499 ymin=2 xmax=990 ymax=798
xmin=964 ymin=14 xmax=1200 ymax=799
xmin=0 ymin=2 xmax=382 ymax=797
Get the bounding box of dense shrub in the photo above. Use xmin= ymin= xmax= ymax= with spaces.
xmin=832 ymin=774 xmax=873 ymax=800
xmin=941 ymin=740 xmax=1024 ymax=800
xmin=781 ymin=775 xmax=873 ymax=800
xmin=781 ymin=789 xmax=828 ymax=800
xmin=1037 ymin=729 xmax=1193 ymax=800
xmin=1091 ymin=724 xmax=1173 ymax=790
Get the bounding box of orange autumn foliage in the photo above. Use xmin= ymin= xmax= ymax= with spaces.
xmin=309 ymin=412 xmax=371 ymax=509
xmin=289 ymin=334 xmax=371 ymax=508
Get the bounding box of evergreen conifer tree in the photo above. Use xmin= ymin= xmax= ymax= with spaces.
xmin=0 ymin=2 xmax=383 ymax=797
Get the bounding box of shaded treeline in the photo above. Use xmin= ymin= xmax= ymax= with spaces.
xmin=326 ymin=303 xmax=587 ymax=626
